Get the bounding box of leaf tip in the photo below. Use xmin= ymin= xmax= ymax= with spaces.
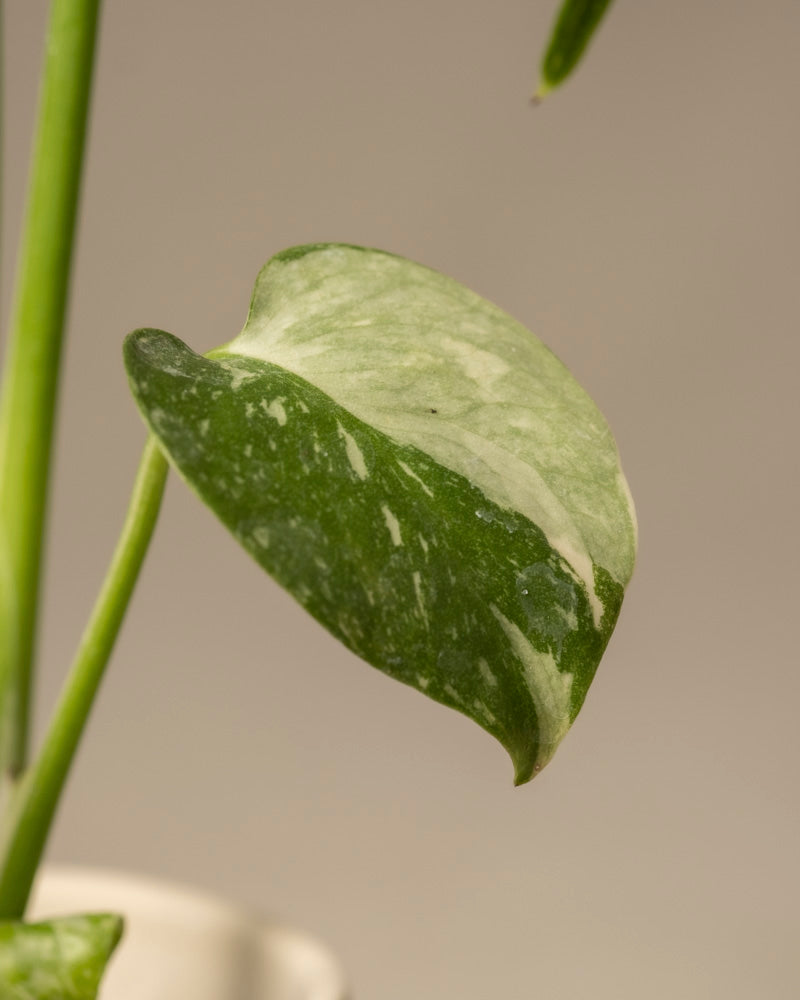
xmin=99 ymin=911 xmax=125 ymax=951
xmin=510 ymin=746 xmax=538 ymax=786
xmin=531 ymin=79 xmax=552 ymax=105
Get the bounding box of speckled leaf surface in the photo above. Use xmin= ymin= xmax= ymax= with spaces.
xmin=124 ymin=244 xmax=636 ymax=783
xmin=0 ymin=914 xmax=122 ymax=1000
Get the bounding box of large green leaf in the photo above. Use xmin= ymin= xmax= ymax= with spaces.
xmin=0 ymin=914 xmax=123 ymax=1000
xmin=124 ymin=244 xmax=636 ymax=783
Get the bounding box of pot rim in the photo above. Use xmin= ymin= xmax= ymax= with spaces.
xmin=29 ymin=864 xmax=350 ymax=1000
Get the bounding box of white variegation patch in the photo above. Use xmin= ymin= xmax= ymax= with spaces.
xmin=490 ymin=605 xmax=573 ymax=773
xmin=338 ymin=423 xmax=369 ymax=480
xmin=412 ymin=570 xmax=428 ymax=624
xmin=261 ymin=398 xmax=287 ymax=426
xmin=218 ymin=361 xmax=260 ymax=391
xmin=477 ymin=657 xmax=498 ymax=688
xmin=381 ymin=505 xmax=402 ymax=547
xmin=397 ymin=460 xmax=434 ymax=497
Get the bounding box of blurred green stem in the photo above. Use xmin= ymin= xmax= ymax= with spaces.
xmin=0 ymin=0 xmax=102 ymax=780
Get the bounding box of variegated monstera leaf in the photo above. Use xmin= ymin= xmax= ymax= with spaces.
xmin=124 ymin=244 xmax=636 ymax=783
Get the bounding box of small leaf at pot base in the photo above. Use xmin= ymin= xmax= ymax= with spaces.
xmin=0 ymin=914 xmax=123 ymax=1000
xmin=124 ymin=244 xmax=636 ymax=783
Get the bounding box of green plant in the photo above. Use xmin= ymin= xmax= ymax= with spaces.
xmin=0 ymin=1 xmax=631 ymax=995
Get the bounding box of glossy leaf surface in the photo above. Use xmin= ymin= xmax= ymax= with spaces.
xmin=538 ymin=0 xmax=614 ymax=98
xmin=124 ymin=244 xmax=636 ymax=783
xmin=0 ymin=914 xmax=122 ymax=1000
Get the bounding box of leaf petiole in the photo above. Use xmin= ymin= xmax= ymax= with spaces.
xmin=0 ymin=437 xmax=168 ymax=920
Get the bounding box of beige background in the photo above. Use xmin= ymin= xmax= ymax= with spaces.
xmin=3 ymin=1 xmax=799 ymax=997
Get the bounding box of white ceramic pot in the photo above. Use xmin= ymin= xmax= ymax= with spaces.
xmin=29 ymin=867 xmax=349 ymax=1000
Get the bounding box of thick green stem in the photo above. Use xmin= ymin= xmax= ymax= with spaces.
xmin=0 ymin=438 xmax=168 ymax=920
xmin=0 ymin=0 xmax=102 ymax=778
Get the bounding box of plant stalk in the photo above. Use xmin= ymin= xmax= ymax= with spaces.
xmin=0 ymin=437 xmax=168 ymax=920
xmin=0 ymin=0 xmax=102 ymax=780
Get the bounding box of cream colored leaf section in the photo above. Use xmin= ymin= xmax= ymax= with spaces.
xmin=222 ymin=246 xmax=637 ymax=614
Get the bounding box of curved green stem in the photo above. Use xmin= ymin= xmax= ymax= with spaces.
xmin=0 ymin=0 xmax=102 ymax=779
xmin=0 ymin=437 xmax=168 ymax=920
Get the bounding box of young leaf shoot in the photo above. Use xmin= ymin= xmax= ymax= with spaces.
xmin=536 ymin=0 xmax=615 ymax=100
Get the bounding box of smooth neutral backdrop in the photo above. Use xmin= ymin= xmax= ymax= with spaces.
xmin=3 ymin=2 xmax=798 ymax=998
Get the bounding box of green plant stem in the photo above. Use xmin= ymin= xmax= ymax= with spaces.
xmin=1 ymin=0 xmax=4 ymax=295
xmin=0 ymin=437 xmax=168 ymax=920
xmin=0 ymin=0 xmax=102 ymax=780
